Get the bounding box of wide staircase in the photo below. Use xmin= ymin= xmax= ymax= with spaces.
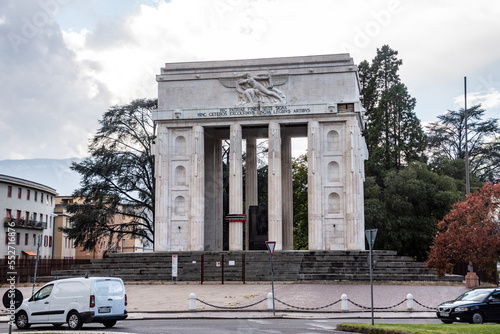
xmin=48 ymin=250 xmax=463 ymax=283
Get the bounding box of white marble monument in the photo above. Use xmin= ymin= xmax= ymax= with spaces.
xmin=153 ymin=54 xmax=368 ymax=252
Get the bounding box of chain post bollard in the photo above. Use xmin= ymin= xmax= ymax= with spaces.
xmin=406 ymin=293 xmax=414 ymax=311
xmin=341 ymin=294 xmax=349 ymax=311
xmin=267 ymin=292 xmax=274 ymax=310
xmin=189 ymin=293 xmax=196 ymax=310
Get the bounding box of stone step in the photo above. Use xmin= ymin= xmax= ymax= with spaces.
xmin=46 ymin=250 xmax=462 ymax=283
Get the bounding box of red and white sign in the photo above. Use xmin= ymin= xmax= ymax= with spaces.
xmin=265 ymin=241 xmax=276 ymax=257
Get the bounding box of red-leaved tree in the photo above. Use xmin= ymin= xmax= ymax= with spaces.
xmin=427 ymin=182 xmax=500 ymax=277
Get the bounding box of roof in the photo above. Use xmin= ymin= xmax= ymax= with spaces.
xmin=0 ymin=174 xmax=58 ymax=195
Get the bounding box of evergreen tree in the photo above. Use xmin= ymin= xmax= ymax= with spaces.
xmin=359 ymin=45 xmax=427 ymax=178
xmin=365 ymin=162 xmax=463 ymax=260
xmin=426 ymin=104 xmax=500 ymax=182
xmin=63 ymin=98 xmax=156 ymax=251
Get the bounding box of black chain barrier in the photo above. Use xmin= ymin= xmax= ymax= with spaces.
xmin=195 ymin=297 xmax=267 ymax=310
xmin=275 ymin=298 xmax=342 ymax=311
xmin=195 ymin=296 xmax=436 ymax=312
xmin=413 ymin=299 xmax=437 ymax=310
xmin=347 ymin=298 xmax=406 ymax=310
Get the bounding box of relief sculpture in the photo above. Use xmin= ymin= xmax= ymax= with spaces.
xmin=220 ymin=72 xmax=287 ymax=105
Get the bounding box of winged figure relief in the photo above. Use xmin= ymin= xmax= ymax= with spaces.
xmin=220 ymin=73 xmax=287 ymax=105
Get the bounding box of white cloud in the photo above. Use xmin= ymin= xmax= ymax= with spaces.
xmin=454 ymin=89 xmax=500 ymax=110
xmin=2 ymin=0 xmax=500 ymax=160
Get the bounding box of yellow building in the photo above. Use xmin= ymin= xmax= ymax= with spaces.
xmin=53 ymin=196 xmax=149 ymax=260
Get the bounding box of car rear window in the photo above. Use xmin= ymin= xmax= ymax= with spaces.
xmin=95 ymin=280 xmax=124 ymax=297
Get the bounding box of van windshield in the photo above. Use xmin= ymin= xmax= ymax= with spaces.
xmin=95 ymin=280 xmax=124 ymax=297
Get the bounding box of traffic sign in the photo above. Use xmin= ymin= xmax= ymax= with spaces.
xmin=265 ymin=241 xmax=276 ymax=257
xmin=365 ymin=229 xmax=378 ymax=249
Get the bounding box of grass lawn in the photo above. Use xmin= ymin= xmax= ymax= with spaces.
xmin=337 ymin=323 xmax=500 ymax=334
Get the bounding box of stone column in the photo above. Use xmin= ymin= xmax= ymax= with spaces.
xmin=190 ymin=126 xmax=204 ymax=251
xmin=214 ymin=137 xmax=224 ymax=251
xmin=229 ymin=123 xmax=243 ymax=250
xmin=245 ymin=136 xmax=258 ymax=250
xmin=268 ymin=122 xmax=282 ymax=250
xmin=154 ymin=126 xmax=169 ymax=251
xmin=281 ymin=134 xmax=293 ymax=250
xmin=308 ymin=121 xmax=323 ymax=250
xmin=346 ymin=123 xmax=363 ymax=250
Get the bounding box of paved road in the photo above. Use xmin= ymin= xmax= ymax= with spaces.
xmin=0 ymin=318 xmax=446 ymax=334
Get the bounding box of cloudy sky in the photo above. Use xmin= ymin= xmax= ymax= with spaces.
xmin=1 ymin=0 xmax=499 ymax=160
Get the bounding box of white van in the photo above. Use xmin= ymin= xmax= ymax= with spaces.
xmin=15 ymin=277 xmax=127 ymax=330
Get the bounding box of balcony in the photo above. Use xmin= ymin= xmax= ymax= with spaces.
xmin=3 ymin=217 xmax=47 ymax=230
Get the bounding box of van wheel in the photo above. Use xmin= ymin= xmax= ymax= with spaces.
xmin=67 ymin=311 xmax=83 ymax=329
xmin=15 ymin=311 xmax=31 ymax=329
xmin=103 ymin=320 xmax=117 ymax=328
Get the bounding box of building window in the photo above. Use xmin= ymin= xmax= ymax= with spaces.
xmin=33 ymin=234 xmax=36 ymax=246
xmin=25 ymin=211 xmax=30 ymax=222
xmin=41 ymin=193 xmax=44 ymax=204
xmin=16 ymin=210 xmax=21 ymax=223
xmin=6 ymin=209 xmax=11 ymax=218
xmin=7 ymin=186 xmax=12 ymax=197
xmin=25 ymin=233 xmax=28 ymax=245
xmin=44 ymin=235 xmax=48 ymax=247
xmin=49 ymin=236 xmax=52 ymax=247
xmin=5 ymin=232 xmax=8 ymax=245
xmin=33 ymin=212 xmax=37 ymax=222
xmin=18 ymin=187 xmax=22 ymax=199
xmin=16 ymin=233 xmax=20 ymax=245
xmin=34 ymin=191 xmax=37 ymax=202
xmin=26 ymin=190 xmax=30 ymax=200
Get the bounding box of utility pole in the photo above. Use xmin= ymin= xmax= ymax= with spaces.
xmin=464 ymin=77 xmax=470 ymax=195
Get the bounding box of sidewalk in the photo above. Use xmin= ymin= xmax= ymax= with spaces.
xmin=1 ymin=281 xmax=468 ymax=321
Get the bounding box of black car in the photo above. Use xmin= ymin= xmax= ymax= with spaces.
xmin=437 ymin=288 xmax=500 ymax=324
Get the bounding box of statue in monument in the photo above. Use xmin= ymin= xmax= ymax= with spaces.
xmin=220 ymin=72 xmax=287 ymax=105
xmin=237 ymin=73 xmax=285 ymax=104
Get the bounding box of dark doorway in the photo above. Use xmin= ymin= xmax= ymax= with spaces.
xmin=249 ymin=204 xmax=268 ymax=250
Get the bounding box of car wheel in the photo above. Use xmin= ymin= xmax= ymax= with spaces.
xmin=103 ymin=320 xmax=117 ymax=328
xmin=15 ymin=311 xmax=31 ymax=329
xmin=441 ymin=320 xmax=453 ymax=324
xmin=471 ymin=311 xmax=484 ymax=324
xmin=67 ymin=311 xmax=83 ymax=330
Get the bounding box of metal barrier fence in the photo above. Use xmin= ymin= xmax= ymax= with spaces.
xmin=0 ymin=258 xmax=91 ymax=283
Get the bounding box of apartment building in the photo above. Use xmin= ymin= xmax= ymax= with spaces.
xmin=1 ymin=174 xmax=57 ymax=260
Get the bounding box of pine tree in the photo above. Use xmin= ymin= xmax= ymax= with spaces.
xmin=426 ymin=104 xmax=500 ymax=182
xmin=359 ymin=45 xmax=427 ymax=178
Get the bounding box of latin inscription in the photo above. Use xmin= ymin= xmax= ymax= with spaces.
xmin=195 ymin=106 xmax=311 ymax=118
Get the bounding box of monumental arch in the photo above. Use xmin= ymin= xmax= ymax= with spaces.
xmin=153 ymin=54 xmax=368 ymax=252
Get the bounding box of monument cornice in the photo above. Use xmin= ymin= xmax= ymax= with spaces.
xmin=156 ymin=54 xmax=357 ymax=82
